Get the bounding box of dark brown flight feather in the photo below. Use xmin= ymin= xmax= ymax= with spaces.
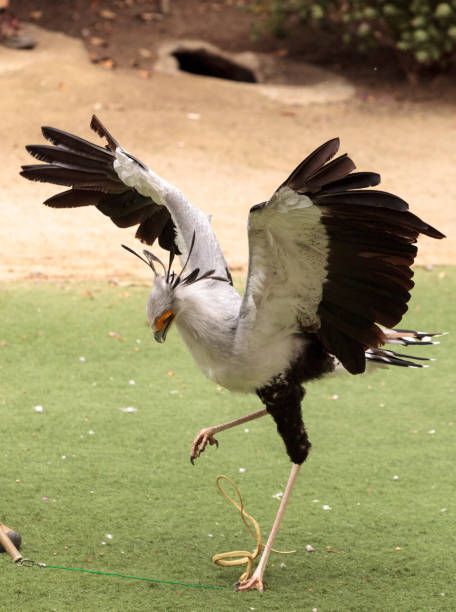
xmin=21 ymin=116 xmax=181 ymax=254
xmin=281 ymin=138 xmax=340 ymax=192
xmin=278 ymin=140 xmax=445 ymax=374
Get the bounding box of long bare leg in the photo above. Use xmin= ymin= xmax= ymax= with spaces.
xmin=190 ymin=408 xmax=267 ymax=464
xmin=236 ymin=462 xmax=301 ymax=592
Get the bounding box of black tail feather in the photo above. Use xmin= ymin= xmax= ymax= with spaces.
xmin=366 ymin=347 xmax=431 ymax=368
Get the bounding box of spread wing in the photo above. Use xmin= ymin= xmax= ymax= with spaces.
xmin=20 ymin=115 xmax=230 ymax=278
xmin=240 ymin=138 xmax=444 ymax=374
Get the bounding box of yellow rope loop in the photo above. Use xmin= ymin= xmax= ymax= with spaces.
xmin=211 ymin=475 xmax=296 ymax=585
xmin=211 ymin=475 xmax=262 ymax=584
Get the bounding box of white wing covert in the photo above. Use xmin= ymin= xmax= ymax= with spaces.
xmin=240 ymin=139 xmax=444 ymax=374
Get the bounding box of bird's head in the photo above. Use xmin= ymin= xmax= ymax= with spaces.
xmin=122 ymin=234 xmax=228 ymax=344
xmin=146 ymin=275 xmax=176 ymax=343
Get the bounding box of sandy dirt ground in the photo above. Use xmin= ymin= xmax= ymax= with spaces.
xmin=0 ymin=26 xmax=454 ymax=282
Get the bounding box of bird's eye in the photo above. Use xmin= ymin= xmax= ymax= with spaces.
xmin=154 ymin=310 xmax=174 ymax=331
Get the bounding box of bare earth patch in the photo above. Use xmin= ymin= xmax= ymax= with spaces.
xmin=1 ymin=26 xmax=454 ymax=282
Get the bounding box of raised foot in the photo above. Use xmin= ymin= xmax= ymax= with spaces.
xmin=190 ymin=427 xmax=219 ymax=464
xmin=235 ymin=573 xmax=264 ymax=592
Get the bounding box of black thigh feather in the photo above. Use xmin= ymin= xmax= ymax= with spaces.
xmin=257 ymin=334 xmax=334 ymax=464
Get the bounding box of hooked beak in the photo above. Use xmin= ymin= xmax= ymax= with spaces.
xmin=153 ymin=314 xmax=175 ymax=343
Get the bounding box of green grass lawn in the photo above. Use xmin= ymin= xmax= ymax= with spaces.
xmin=0 ymin=268 xmax=454 ymax=611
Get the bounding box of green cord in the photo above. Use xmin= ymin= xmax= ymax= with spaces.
xmin=32 ymin=563 xmax=225 ymax=590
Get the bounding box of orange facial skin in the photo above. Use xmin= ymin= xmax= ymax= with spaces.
xmin=154 ymin=310 xmax=174 ymax=332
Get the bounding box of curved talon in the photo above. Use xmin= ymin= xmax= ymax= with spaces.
xmin=190 ymin=428 xmax=219 ymax=464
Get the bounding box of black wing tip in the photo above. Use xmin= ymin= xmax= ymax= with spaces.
xmin=90 ymin=114 xmax=105 ymax=138
xmin=25 ymin=144 xmax=40 ymax=156
xmin=41 ymin=125 xmax=59 ymax=142
xmin=90 ymin=114 xmax=118 ymax=151
xmin=327 ymin=136 xmax=340 ymax=149
xmin=25 ymin=144 xmax=58 ymax=163
xmin=20 ymin=166 xmax=42 ymax=181
xmin=425 ymin=226 xmax=446 ymax=240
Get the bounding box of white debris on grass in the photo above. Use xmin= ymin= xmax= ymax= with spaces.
xmin=239 ymin=467 xmax=246 ymax=473
xmin=120 ymin=406 xmax=138 ymax=413
xmin=272 ymin=491 xmax=283 ymax=500
xmin=128 ymin=379 xmax=136 ymax=385
xmin=322 ymin=504 xmax=331 ymax=511
xmin=79 ymin=356 xmax=86 ymax=362
xmin=34 ymin=405 xmax=44 ymax=413
xmin=393 ymin=475 xmax=400 ymax=481
xmin=305 ymin=544 xmax=315 ymax=552
xmin=428 ymin=429 xmax=436 ymax=434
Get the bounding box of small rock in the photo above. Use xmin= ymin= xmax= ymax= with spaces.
xmin=305 ymin=544 xmax=315 ymax=552
xmin=108 ymin=331 xmax=125 ymax=341
xmin=89 ymin=36 xmax=107 ymax=47
xmin=137 ymin=69 xmax=151 ymax=80
xmin=99 ymin=9 xmax=117 ymax=20
xmin=138 ymin=48 xmax=152 ymax=59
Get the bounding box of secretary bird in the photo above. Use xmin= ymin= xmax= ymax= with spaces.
xmin=21 ymin=116 xmax=444 ymax=591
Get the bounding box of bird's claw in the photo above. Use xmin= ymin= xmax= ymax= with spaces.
xmin=190 ymin=427 xmax=219 ymax=464
xmin=235 ymin=574 xmax=265 ymax=592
